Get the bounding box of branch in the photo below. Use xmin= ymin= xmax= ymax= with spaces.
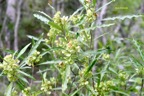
xmin=14 ymin=0 xmax=23 ymax=51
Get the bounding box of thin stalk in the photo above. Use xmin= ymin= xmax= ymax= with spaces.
xmin=140 ymin=69 xmax=144 ymax=96
xmin=80 ymin=25 xmax=90 ymax=48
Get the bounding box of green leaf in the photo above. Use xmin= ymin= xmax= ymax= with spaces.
xmin=34 ymin=91 xmax=43 ymax=96
xmin=62 ymin=65 xmax=70 ymax=92
xmin=1 ymin=49 xmax=15 ymax=54
xmin=81 ymin=49 xmax=106 ymax=57
xmin=43 ymin=72 xmax=47 ymax=80
xmin=38 ymin=60 xmax=62 ymax=65
xmin=37 ymin=69 xmax=51 ymax=74
xmin=111 ymin=90 xmax=129 ymax=96
xmin=16 ymin=79 xmax=26 ymax=90
xmin=37 ymin=11 xmax=52 ymax=20
xmin=92 ymin=0 xmax=96 ymax=6
xmin=48 ymin=3 xmax=56 ymax=11
xmin=13 ymin=51 xmax=18 ymax=57
xmin=96 ymin=0 xmax=115 ymax=12
xmin=16 ymin=43 xmax=31 ymax=59
xmin=78 ymin=27 xmax=96 ymax=33
xmin=96 ymin=23 xmax=115 ymax=28
xmin=94 ymin=33 xmax=108 ymax=41
xmin=18 ymin=70 xmax=35 ymax=80
xmin=86 ymin=85 xmax=97 ymax=95
xmin=102 ymin=15 xmax=142 ymax=21
xmin=108 ymin=67 xmax=118 ymax=75
xmin=130 ymin=56 xmax=143 ymax=67
xmin=20 ymin=66 xmax=31 ymax=69
xmin=133 ymin=39 xmax=144 ymax=62
xmin=84 ymin=58 xmax=97 ymax=76
xmin=33 ymin=14 xmax=50 ymax=24
xmin=70 ymin=87 xmax=82 ymax=96
xmin=100 ymin=61 xmax=110 ymax=80
xmin=19 ymin=76 xmax=29 ymax=84
xmin=114 ymin=49 xmax=121 ymax=61
xmin=71 ymin=7 xmax=83 ymax=17
xmin=27 ymin=35 xmax=45 ymax=41
xmin=5 ymin=82 xmax=13 ymax=96
xmin=33 ymin=11 xmax=52 ymax=24
xmin=49 ymin=21 xmax=62 ymax=30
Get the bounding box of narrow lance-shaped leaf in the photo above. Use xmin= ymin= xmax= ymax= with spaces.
xmin=70 ymin=7 xmax=83 ymax=17
xmin=38 ymin=60 xmax=62 ymax=65
xmin=36 ymin=11 xmax=52 ymax=21
xmin=84 ymin=58 xmax=97 ymax=76
xmin=111 ymin=90 xmax=129 ymax=96
xmin=16 ymin=79 xmax=26 ymax=90
xmin=48 ymin=3 xmax=56 ymax=11
xmin=96 ymin=23 xmax=115 ymax=28
xmin=102 ymin=15 xmax=142 ymax=21
xmin=16 ymin=43 xmax=31 ymax=59
xmin=27 ymin=35 xmax=45 ymax=41
xmin=100 ymin=61 xmax=110 ymax=80
xmin=33 ymin=11 xmax=62 ymax=31
xmin=5 ymin=82 xmax=13 ymax=96
xmin=18 ymin=75 xmax=29 ymax=84
xmin=84 ymin=54 xmax=102 ymax=76
xmin=96 ymin=0 xmax=115 ymax=12
xmin=86 ymin=85 xmax=97 ymax=95
xmin=62 ymin=65 xmax=70 ymax=92
xmin=33 ymin=11 xmax=53 ymax=24
xmin=70 ymin=87 xmax=83 ymax=96
xmin=33 ymin=14 xmax=50 ymax=24
xmin=18 ymin=70 xmax=35 ymax=80
xmin=43 ymin=72 xmax=47 ymax=80
xmin=133 ymin=39 xmax=144 ymax=62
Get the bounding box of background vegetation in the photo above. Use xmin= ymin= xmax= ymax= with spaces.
xmin=0 ymin=0 xmax=144 ymax=96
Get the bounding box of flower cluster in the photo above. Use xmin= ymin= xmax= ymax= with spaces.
xmin=118 ymin=71 xmax=128 ymax=81
xmin=0 ymin=54 xmax=19 ymax=82
xmin=79 ymin=79 xmax=89 ymax=86
xmin=79 ymin=66 xmax=92 ymax=86
xmin=70 ymin=14 xmax=82 ymax=24
xmin=27 ymin=50 xmax=42 ymax=66
xmin=22 ymin=87 xmax=33 ymax=96
xmin=118 ymin=71 xmax=128 ymax=86
xmin=55 ymin=39 xmax=81 ymax=71
xmin=94 ymin=81 xmax=115 ymax=95
xmin=102 ymin=53 xmax=110 ymax=60
xmin=45 ymin=12 xmax=82 ymax=69
xmin=12 ymin=90 xmax=18 ymax=96
xmin=86 ymin=8 xmax=97 ymax=22
xmin=84 ymin=0 xmax=97 ymax=22
xmin=22 ymin=87 xmax=39 ymax=96
xmin=45 ymin=11 xmax=69 ymax=45
xmin=135 ymin=67 xmax=144 ymax=75
xmin=41 ymin=77 xmax=56 ymax=95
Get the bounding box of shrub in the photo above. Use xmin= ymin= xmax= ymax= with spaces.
xmin=0 ymin=0 xmax=143 ymax=96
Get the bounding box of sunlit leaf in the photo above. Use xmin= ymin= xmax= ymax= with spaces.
xmin=18 ymin=70 xmax=35 ymax=80
xmin=62 ymin=65 xmax=70 ymax=92
xmin=16 ymin=43 xmax=31 ymax=59
xmin=5 ymin=82 xmax=13 ymax=96
xmin=102 ymin=15 xmax=142 ymax=21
